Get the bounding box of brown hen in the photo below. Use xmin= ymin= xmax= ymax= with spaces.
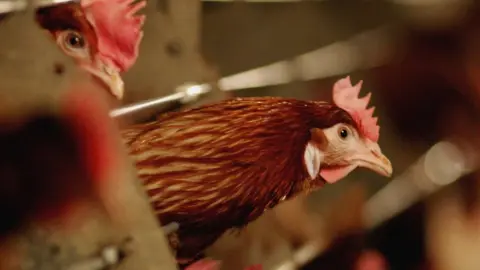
xmin=122 ymin=77 xmax=393 ymax=268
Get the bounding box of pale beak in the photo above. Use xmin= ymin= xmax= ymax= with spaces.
xmin=352 ymin=140 xmax=393 ymax=177
xmin=83 ymin=61 xmax=124 ymax=100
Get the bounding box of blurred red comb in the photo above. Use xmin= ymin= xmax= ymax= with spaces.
xmin=332 ymin=76 xmax=380 ymax=142
xmin=81 ymin=0 xmax=146 ymax=72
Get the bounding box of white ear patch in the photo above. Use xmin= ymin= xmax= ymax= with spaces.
xmin=304 ymin=142 xmax=325 ymax=179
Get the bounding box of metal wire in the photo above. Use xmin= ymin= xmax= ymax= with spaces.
xmin=66 ymin=246 xmax=121 ymax=270
xmin=110 ymin=83 xmax=211 ymax=118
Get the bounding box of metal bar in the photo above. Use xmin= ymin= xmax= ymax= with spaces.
xmin=110 ymin=92 xmax=185 ymax=118
xmin=66 ymin=246 xmax=121 ymax=270
xmin=111 ymin=26 xmax=392 ymax=119
xmin=110 ymin=83 xmax=211 ymax=118
xmin=217 ymin=26 xmax=392 ymax=91
xmin=364 ymin=140 xmax=477 ymax=229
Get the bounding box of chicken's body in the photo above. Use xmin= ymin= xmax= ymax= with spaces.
xmin=124 ymin=98 xmax=347 ymax=261
xmin=122 ymin=79 xmax=393 ymax=268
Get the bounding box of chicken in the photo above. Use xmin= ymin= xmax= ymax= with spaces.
xmin=34 ymin=0 xmax=145 ymax=99
xmin=122 ymin=76 xmax=393 ymax=268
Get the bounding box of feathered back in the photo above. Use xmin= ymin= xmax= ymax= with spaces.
xmin=81 ymin=0 xmax=146 ymax=72
xmin=332 ymin=76 xmax=380 ymax=142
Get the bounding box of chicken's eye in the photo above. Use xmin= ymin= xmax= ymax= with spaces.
xmin=63 ymin=31 xmax=86 ymax=50
xmin=57 ymin=30 xmax=89 ymax=59
xmin=338 ymin=127 xmax=349 ymax=139
xmin=65 ymin=32 xmax=85 ymax=49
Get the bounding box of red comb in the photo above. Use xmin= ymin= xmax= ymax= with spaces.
xmin=81 ymin=0 xmax=146 ymax=72
xmin=332 ymin=76 xmax=380 ymax=142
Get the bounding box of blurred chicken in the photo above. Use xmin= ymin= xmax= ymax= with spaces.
xmin=122 ymin=76 xmax=393 ymax=268
xmin=34 ymin=0 xmax=145 ymax=100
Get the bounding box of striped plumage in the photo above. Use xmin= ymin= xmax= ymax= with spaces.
xmin=122 ymin=97 xmax=357 ymax=265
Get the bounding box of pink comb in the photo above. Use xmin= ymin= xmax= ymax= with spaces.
xmin=81 ymin=0 xmax=146 ymax=72
xmin=332 ymin=76 xmax=380 ymax=142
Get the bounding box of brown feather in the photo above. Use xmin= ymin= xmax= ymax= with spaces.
xmin=122 ymin=97 xmax=356 ymax=263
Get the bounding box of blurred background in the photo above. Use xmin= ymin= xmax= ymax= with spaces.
xmin=3 ymin=0 xmax=480 ymax=269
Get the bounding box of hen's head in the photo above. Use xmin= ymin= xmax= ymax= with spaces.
xmin=305 ymin=76 xmax=392 ymax=184
xmin=36 ymin=0 xmax=146 ymax=99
